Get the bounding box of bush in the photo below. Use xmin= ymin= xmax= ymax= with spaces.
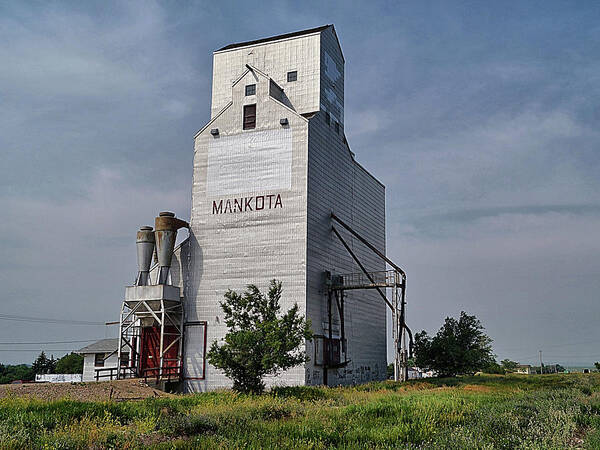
xmin=207 ymin=280 xmax=313 ymax=394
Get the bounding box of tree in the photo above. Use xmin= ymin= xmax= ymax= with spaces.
xmin=414 ymin=311 xmax=495 ymax=377
xmin=0 ymin=364 xmax=34 ymax=384
xmin=207 ymin=280 xmax=313 ymax=394
xmin=32 ymin=351 xmax=56 ymax=375
xmin=55 ymin=353 xmax=84 ymax=374
xmin=501 ymin=359 xmax=519 ymax=372
xmin=595 ymin=362 xmax=600 ymax=372
xmin=483 ymin=361 xmax=505 ymax=374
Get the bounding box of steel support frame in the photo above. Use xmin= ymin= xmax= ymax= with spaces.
xmin=117 ymin=299 xmax=183 ymax=380
xmin=330 ymin=213 xmax=412 ymax=382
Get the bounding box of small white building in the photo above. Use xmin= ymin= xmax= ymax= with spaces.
xmin=77 ymin=339 xmax=120 ymax=382
xmin=515 ymin=364 xmax=534 ymax=375
xmin=407 ymin=367 xmax=436 ymax=380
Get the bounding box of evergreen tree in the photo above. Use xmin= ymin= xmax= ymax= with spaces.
xmin=32 ymin=351 xmax=56 ymax=374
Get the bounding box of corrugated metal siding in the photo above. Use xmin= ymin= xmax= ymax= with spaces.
xmin=186 ymin=68 xmax=309 ymax=392
xmin=304 ymin=26 xmax=387 ymax=386
xmin=211 ymin=33 xmax=321 ymax=119
xmin=183 ymin=27 xmax=386 ymax=391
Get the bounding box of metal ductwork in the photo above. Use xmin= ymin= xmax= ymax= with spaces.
xmin=135 ymin=226 xmax=155 ymax=286
xmin=154 ymin=212 xmax=189 ymax=285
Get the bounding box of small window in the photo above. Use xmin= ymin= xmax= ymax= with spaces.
xmin=287 ymin=71 xmax=297 ymax=82
xmin=335 ymin=121 xmax=340 ymax=134
xmin=120 ymin=352 xmax=130 ymax=367
xmin=94 ymin=353 xmax=105 ymax=367
xmin=325 ymin=112 xmax=330 ymax=125
xmin=245 ymin=84 xmax=256 ymax=96
xmin=243 ymin=104 xmax=256 ymax=130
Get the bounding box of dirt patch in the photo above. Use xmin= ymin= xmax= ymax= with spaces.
xmin=0 ymin=379 xmax=174 ymax=402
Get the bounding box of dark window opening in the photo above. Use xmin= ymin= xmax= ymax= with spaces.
xmin=243 ymin=104 xmax=256 ymax=130
xmin=287 ymin=71 xmax=297 ymax=82
xmin=94 ymin=353 xmax=105 ymax=367
xmin=325 ymin=112 xmax=330 ymax=125
xmin=245 ymin=84 xmax=256 ymax=96
xmin=324 ymin=338 xmax=341 ymax=365
xmin=120 ymin=353 xmax=130 ymax=367
xmin=335 ymin=121 xmax=340 ymax=134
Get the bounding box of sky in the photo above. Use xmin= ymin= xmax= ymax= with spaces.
xmin=1 ymin=0 xmax=599 ymax=367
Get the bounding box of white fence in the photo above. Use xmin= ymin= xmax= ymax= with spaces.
xmin=35 ymin=374 xmax=83 ymax=383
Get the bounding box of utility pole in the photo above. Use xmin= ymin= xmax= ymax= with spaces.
xmin=539 ymin=350 xmax=543 ymax=374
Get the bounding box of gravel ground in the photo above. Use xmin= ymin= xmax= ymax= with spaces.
xmin=0 ymin=379 xmax=173 ymax=402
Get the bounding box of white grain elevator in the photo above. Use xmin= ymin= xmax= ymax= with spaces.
xmin=116 ymin=25 xmax=410 ymax=392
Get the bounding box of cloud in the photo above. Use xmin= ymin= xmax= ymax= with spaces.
xmin=1 ymin=0 xmax=599 ymax=367
xmin=0 ymin=165 xmax=189 ymax=362
xmin=0 ymin=1 xmax=203 ymax=202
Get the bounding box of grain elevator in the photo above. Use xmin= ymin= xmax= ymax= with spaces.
xmin=111 ymin=25 xmax=410 ymax=392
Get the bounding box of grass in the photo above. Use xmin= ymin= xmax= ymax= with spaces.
xmin=1 ymin=374 xmax=600 ymax=448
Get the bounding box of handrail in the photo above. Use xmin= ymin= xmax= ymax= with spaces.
xmin=94 ymin=366 xmax=137 ymax=381
xmin=142 ymin=366 xmax=182 ymax=384
xmin=94 ymin=367 xmax=119 ymax=381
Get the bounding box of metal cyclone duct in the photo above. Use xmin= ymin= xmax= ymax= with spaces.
xmin=154 ymin=212 xmax=189 ymax=285
xmin=135 ymin=226 xmax=155 ymax=286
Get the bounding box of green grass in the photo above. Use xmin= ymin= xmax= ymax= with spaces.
xmin=1 ymin=374 xmax=600 ymax=448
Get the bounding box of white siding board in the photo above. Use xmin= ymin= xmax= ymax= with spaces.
xmin=184 ymin=26 xmax=387 ymax=391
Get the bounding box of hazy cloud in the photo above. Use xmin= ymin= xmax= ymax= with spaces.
xmin=1 ymin=0 xmax=598 ymax=366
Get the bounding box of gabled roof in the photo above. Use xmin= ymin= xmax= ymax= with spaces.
xmin=194 ymin=66 xmax=307 ymax=139
xmin=77 ymin=338 xmax=118 ymax=354
xmin=216 ymin=25 xmax=332 ymax=52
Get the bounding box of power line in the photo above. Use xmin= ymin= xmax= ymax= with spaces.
xmin=0 ymin=314 xmax=105 ymax=325
xmin=496 ymin=338 xmax=600 ymax=352
xmin=0 ymin=349 xmax=83 ymax=352
xmin=0 ymin=339 xmax=97 ymax=345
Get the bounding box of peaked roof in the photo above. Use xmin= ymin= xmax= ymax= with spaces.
xmin=77 ymin=338 xmax=118 ymax=354
xmin=216 ymin=25 xmax=332 ymax=52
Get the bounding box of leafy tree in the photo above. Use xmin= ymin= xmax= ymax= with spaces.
xmin=32 ymin=351 xmax=56 ymax=375
xmin=207 ymin=280 xmax=313 ymax=394
xmin=483 ymin=361 xmax=505 ymax=374
xmin=501 ymin=359 xmax=519 ymax=372
xmin=55 ymin=352 xmax=84 ymax=374
xmin=414 ymin=311 xmax=495 ymax=377
xmin=0 ymin=364 xmax=34 ymax=384
xmin=595 ymin=362 xmax=600 ymax=372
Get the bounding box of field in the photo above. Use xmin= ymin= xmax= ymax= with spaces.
xmin=1 ymin=374 xmax=600 ymax=448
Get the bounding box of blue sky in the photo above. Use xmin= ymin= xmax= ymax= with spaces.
xmin=1 ymin=1 xmax=599 ymax=366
